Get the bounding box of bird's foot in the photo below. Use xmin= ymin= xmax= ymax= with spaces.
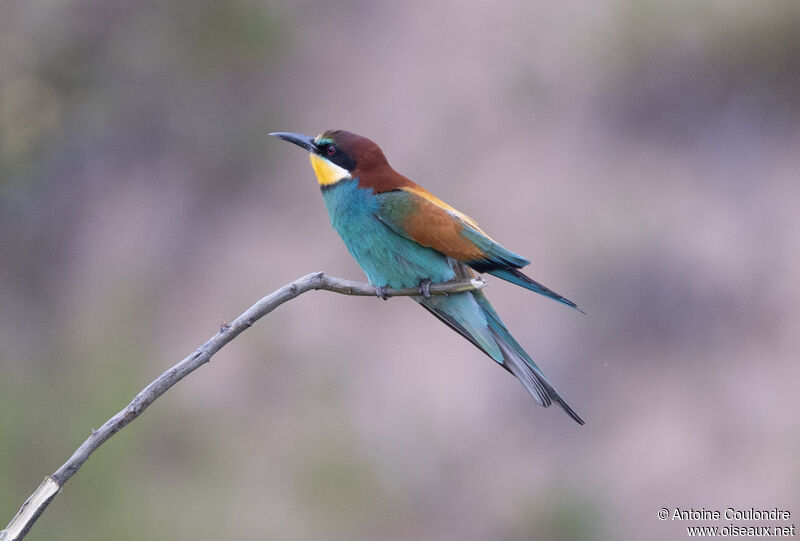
xmin=375 ymin=286 xmax=390 ymax=300
xmin=418 ymin=279 xmax=432 ymax=298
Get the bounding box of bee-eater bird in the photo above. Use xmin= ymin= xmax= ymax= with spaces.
xmin=270 ymin=130 xmax=584 ymax=424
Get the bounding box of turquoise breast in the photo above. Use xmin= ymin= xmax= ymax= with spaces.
xmin=321 ymin=179 xmax=456 ymax=289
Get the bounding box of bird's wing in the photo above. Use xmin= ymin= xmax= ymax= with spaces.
xmin=375 ymin=186 xmax=583 ymax=311
xmin=374 ymin=186 xmax=530 ymax=269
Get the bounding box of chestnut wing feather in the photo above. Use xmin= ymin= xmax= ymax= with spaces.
xmin=374 ymin=187 xmax=530 ymax=269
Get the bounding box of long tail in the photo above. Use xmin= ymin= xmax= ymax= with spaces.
xmin=416 ymin=290 xmax=584 ymax=425
xmin=472 ymin=291 xmax=584 ymax=424
xmin=486 ymin=268 xmax=584 ymax=314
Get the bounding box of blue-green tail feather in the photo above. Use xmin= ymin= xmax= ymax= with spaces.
xmin=472 ymin=291 xmax=585 ymax=425
xmin=417 ymin=290 xmax=584 ymax=425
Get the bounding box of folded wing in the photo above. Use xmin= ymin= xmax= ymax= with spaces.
xmin=375 ymin=186 xmax=581 ymax=311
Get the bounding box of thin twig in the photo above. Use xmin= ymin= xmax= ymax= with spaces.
xmin=0 ymin=272 xmax=485 ymax=541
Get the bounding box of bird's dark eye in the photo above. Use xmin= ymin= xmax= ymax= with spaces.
xmin=326 ymin=144 xmax=337 ymax=156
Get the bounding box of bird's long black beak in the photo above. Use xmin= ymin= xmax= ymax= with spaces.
xmin=269 ymin=132 xmax=318 ymax=153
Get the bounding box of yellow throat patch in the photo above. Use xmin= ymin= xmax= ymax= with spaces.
xmin=309 ymin=153 xmax=350 ymax=186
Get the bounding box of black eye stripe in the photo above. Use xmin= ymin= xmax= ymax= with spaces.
xmin=319 ymin=141 xmax=356 ymax=171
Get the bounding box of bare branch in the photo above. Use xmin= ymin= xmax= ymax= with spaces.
xmin=0 ymin=272 xmax=485 ymax=541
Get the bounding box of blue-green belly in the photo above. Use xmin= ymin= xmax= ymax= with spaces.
xmin=321 ymin=179 xmax=455 ymax=288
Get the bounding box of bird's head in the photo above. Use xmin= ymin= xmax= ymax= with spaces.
xmin=270 ymin=130 xmax=392 ymax=187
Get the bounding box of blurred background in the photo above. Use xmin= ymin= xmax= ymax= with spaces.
xmin=2 ymin=1 xmax=799 ymax=539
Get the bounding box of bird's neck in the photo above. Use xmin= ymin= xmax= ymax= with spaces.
xmin=309 ymin=152 xmax=420 ymax=194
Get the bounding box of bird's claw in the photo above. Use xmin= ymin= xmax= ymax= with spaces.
xmin=375 ymin=286 xmax=389 ymax=300
xmin=418 ymin=279 xmax=432 ymax=298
